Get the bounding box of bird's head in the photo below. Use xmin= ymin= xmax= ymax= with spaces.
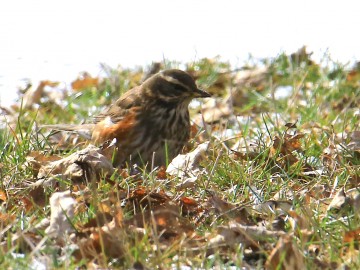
xmin=143 ymin=69 xmax=211 ymax=104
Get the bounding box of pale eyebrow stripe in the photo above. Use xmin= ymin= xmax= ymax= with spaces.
xmin=160 ymin=73 xmax=191 ymax=91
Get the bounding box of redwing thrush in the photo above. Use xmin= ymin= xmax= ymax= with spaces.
xmin=43 ymin=69 xmax=210 ymax=167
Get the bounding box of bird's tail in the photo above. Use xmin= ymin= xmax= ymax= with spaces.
xmin=41 ymin=124 xmax=95 ymax=140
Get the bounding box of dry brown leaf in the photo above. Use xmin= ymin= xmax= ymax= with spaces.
xmin=78 ymin=212 xmax=114 ymax=232
xmin=200 ymin=99 xmax=232 ymax=123
xmin=28 ymin=186 xmax=47 ymax=207
xmin=167 ymin=141 xmax=209 ymax=179
xmin=0 ymin=189 xmax=7 ymax=202
xmin=45 ymin=191 xmax=77 ymax=238
xmin=346 ymin=188 xmax=360 ymax=217
xmin=327 ymin=187 xmax=350 ymax=214
xmin=156 ymin=166 xmax=168 ymax=179
xmin=288 ymin=210 xmax=310 ymax=231
xmin=234 ymin=67 xmax=269 ymax=89
xmin=127 ymin=187 xmax=170 ymax=210
xmin=346 ymin=64 xmax=360 ymax=84
xmin=208 ymin=226 xmax=256 ymax=249
xmin=0 ymin=212 xmax=16 ymax=227
xmin=126 ymin=202 xmax=194 ymax=240
xmin=209 ymin=221 xmax=286 ymax=250
xmin=265 ymin=235 xmax=305 ymax=270
xmin=25 ymin=151 xmax=62 ymax=177
xmin=77 ymin=218 xmax=126 ymax=261
xmin=254 ymin=200 xmax=293 ymax=216
xmin=308 ymin=184 xmax=331 ymax=200
xmin=37 ymin=144 xmax=114 ymax=183
xmin=186 ymin=63 xmax=231 ymax=96
xmin=206 ymin=72 xmax=231 ymax=95
xmin=271 ymin=133 xmax=306 ymax=168
xmin=230 ymin=66 xmax=269 ymax=108
xmin=273 ymin=133 xmax=305 ymax=155
xmin=179 ymin=196 xmax=202 ymax=216
xmin=209 ymin=192 xmax=236 ymax=213
xmin=228 ymin=221 xmax=286 ymax=240
xmin=285 ymin=121 xmax=298 ymax=129
xmin=20 ymin=197 xmax=35 ymax=212
xmin=177 ymin=178 xmax=201 ymax=192
xmin=22 ymin=80 xmax=59 ymax=109
xmin=71 ymin=72 xmax=99 ymax=91
xmin=344 ymin=227 xmax=360 ymax=244
xmin=346 ymin=131 xmax=360 ymax=152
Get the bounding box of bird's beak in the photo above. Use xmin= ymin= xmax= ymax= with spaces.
xmin=194 ymin=88 xmax=211 ymax=98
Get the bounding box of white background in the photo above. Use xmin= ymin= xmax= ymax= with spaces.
xmin=0 ymin=0 xmax=359 ymax=105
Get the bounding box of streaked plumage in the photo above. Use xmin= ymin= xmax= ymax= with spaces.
xmin=43 ymin=69 xmax=210 ymax=167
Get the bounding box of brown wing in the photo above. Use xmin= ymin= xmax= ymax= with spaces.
xmin=93 ymin=85 xmax=144 ymax=123
xmin=92 ymin=106 xmax=140 ymax=144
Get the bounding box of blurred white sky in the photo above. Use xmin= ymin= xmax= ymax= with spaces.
xmin=0 ymin=0 xmax=359 ymax=105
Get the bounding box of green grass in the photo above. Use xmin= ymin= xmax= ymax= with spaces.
xmin=1 ymin=50 xmax=360 ymax=269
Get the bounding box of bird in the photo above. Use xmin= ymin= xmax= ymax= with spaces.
xmin=42 ymin=69 xmax=211 ymax=168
